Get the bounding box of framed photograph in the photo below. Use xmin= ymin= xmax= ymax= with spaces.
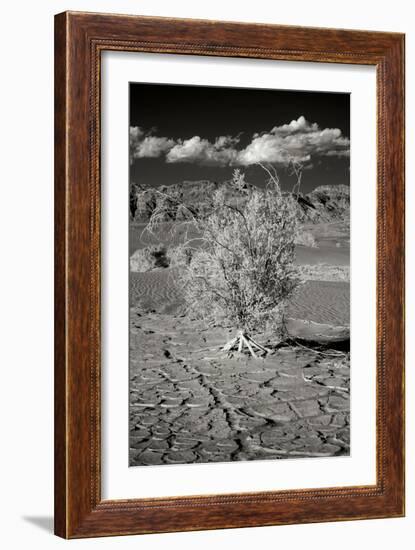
xmin=54 ymin=11 xmax=405 ymax=538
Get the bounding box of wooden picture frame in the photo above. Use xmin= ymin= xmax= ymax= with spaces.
xmin=54 ymin=11 xmax=405 ymax=538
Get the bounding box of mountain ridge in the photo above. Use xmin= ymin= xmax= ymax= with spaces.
xmin=130 ymin=180 xmax=350 ymax=224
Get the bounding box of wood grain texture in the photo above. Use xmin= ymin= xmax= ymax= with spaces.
xmin=54 ymin=11 xmax=68 ymax=538
xmin=54 ymin=11 xmax=405 ymax=539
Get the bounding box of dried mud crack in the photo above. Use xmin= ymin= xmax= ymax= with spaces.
xmin=129 ymin=307 xmax=350 ymax=466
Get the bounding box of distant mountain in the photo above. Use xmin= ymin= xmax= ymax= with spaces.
xmin=130 ymin=180 xmax=349 ymax=224
xmin=296 ymin=184 xmax=350 ymax=223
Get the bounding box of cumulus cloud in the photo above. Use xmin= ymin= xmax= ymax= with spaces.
xmin=270 ymin=115 xmax=319 ymax=136
xmin=130 ymin=127 xmax=174 ymax=160
xmin=236 ymin=116 xmax=349 ymax=166
xmin=166 ymin=135 xmax=240 ymax=166
xmin=129 ymin=116 xmax=349 ymax=167
xmin=134 ymin=136 xmax=175 ymax=158
xmin=129 ymin=126 xmax=144 ymax=144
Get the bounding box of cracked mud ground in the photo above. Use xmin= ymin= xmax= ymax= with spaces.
xmin=129 ymin=302 xmax=350 ymax=467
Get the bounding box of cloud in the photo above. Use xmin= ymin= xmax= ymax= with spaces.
xmin=135 ymin=136 xmax=175 ymax=158
xmin=129 ymin=117 xmax=349 ymax=168
xmin=130 ymin=126 xmax=144 ymax=143
xmin=271 ymin=115 xmax=319 ymax=135
xmin=236 ymin=117 xmax=349 ymax=166
xmin=166 ymin=135 xmax=240 ymax=166
xmin=130 ymin=127 xmax=174 ymax=160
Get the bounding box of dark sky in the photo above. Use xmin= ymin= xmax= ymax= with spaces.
xmin=129 ymin=82 xmax=350 ymax=194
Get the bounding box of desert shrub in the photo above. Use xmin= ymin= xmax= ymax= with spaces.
xmin=295 ymin=228 xmax=318 ymax=248
xmin=139 ymin=169 xmax=300 ymax=339
xmin=130 ymin=244 xmax=169 ymax=272
xmin=138 ymin=167 xmax=302 ymax=344
xmin=167 ymin=245 xmax=194 ymax=268
xmin=180 ymin=171 xmax=300 ymax=335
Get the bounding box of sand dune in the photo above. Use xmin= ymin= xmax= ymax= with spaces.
xmin=130 ymin=268 xmax=183 ymax=314
xmin=295 ymin=244 xmax=349 ymax=266
xmin=130 ymin=269 xmax=349 ymax=327
xmin=290 ymin=281 xmax=349 ymax=326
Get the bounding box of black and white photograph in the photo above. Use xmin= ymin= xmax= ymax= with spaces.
xmin=129 ymin=82 xmax=351 ymax=467
xmin=0 ymin=0 xmax=409 ymax=545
